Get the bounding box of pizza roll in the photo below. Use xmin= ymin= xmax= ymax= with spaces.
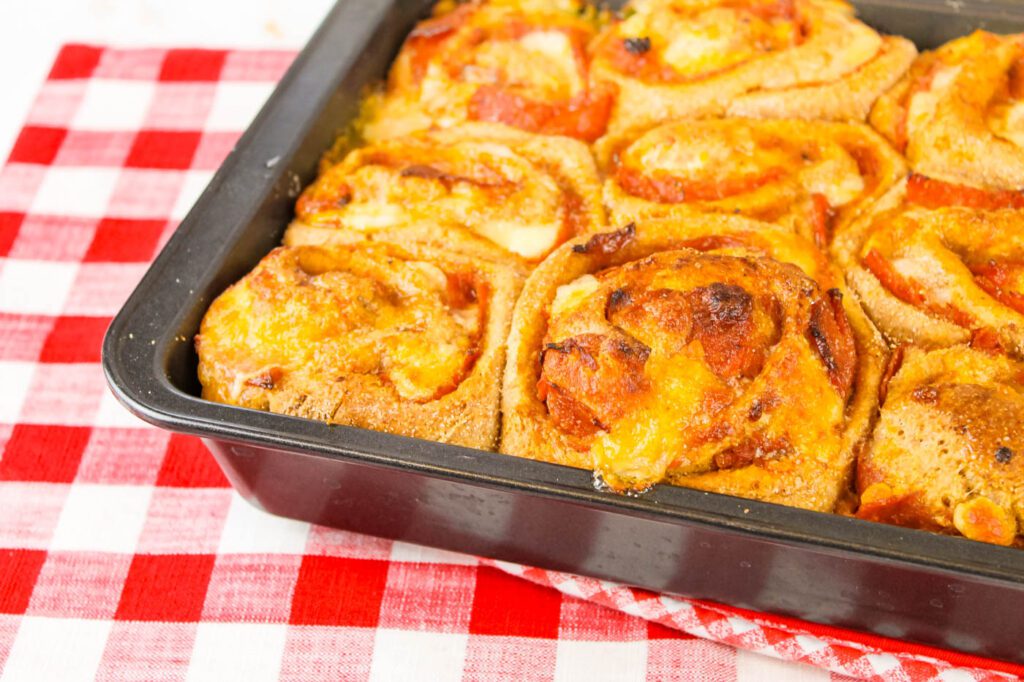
xmin=365 ymin=0 xmax=614 ymax=142
xmin=834 ymin=173 xmax=1024 ymax=355
xmin=286 ymin=123 xmax=605 ymax=264
xmin=598 ymin=118 xmax=904 ymax=247
xmin=589 ymin=0 xmax=916 ymax=134
xmin=871 ymin=31 xmax=1024 ymax=190
xmin=858 ymin=343 xmax=1024 ymax=546
xmin=196 ymin=242 xmax=522 ymax=450
xmin=501 ymin=217 xmax=885 ymax=510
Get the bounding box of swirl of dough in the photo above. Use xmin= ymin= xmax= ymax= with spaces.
xmin=589 ymin=0 xmax=916 ymax=133
xmin=834 ymin=174 xmax=1024 ymax=356
xmin=501 ymin=216 xmax=885 ymax=509
xmin=858 ymin=343 xmax=1024 ymax=546
xmin=366 ymin=0 xmax=614 ymax=142
xmin=598 ymin=118 xmax=904 ymax=247
xmin=287 ymin=123 xmax=605 ymax=263
xmin=196 ymin=242 xmax=522 ymax=449
xmin=871 ymin=31 xmax=1024 ymax=191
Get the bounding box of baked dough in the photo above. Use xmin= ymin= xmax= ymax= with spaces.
xmin=285 ymin=123 xmax=606 ymax=264
xmin=365 ymin=0 xmax=614 ymax=142
xmin=871 ymin=31 xmax=1024 ymax=190
xmin=597 ymin=118 xmax=905 ymax=247
xmin=589 ymin=0 xmax=916 ymax=134
xmin=833 ymin=174 xmax=1024 ymax=355
xmin=196 ymin=242 xmax=522 ymax=449
xmin=501 ymin=217 xmax=885 ymax=510
xmin=858 ymin=344 xmax=1024 ymax=546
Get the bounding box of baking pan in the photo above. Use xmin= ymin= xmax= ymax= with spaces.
xmin=102 ymin=0 xmax=1024 ymax=663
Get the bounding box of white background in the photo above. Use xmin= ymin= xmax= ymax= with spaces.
xmin=0 ymin=0 xmax=337 ymax=161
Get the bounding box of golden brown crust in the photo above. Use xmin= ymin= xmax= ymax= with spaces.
xmin=196 ymin=242 xmax=523 ymax=450
xmin=284 ymin=123 xmax=606 ymax=265
xmin=726 ymin=35 xmax=917 ymax=121
xmin=858 ymin=345 xmax=1024 ymax=546
xmin=870 ymin=31 xmax=1024 ymax=190
xmin=365 ymin=0 xmax=613 ymax=142
xmin=500 ymin=217 xmax=885 ymax=510
xmin=589 ymin=0 xmax=916 ymax=134
xmin=833 ymin=176 xmax=1024 ymax=355
xmin=596 ymin=118 xmax=905 ymax=247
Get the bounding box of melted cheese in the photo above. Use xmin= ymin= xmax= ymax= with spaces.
xmin=906 ymin=65 xmax=961 ymax=139
xmin=197 ymin=247 xmax=483 ymax=406
xmin=551 ymin=274 xmax=600 ymax=317
xmin=988 ymin=100 xmax=1024 ymax=148
xmin=799 ymin=155 xmax=865 ymax=207
xmin=489 ymin=222 xmax=560 ymax=259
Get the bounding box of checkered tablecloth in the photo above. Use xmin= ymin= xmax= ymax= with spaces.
xmin=0 ymin=44 xmax=1021 ymax=682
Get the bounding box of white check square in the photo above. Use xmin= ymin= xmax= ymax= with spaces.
xmin=205 ymin=82 xmax=274 ymax=131
xmin=94 ymin=387 xmax=150 ymax=428
xmin=554 ymin=640 xmax=649 ymax=682
xmin=49 ymin=483 xmax=152 ymax=553
xmin=217 ymin=491 xmax=310 ymax=555
xmin=171 ymin=170 xmax=214 ymax=220
xmin=72 ymin=79 xmax=155 ymax=130
xmin=187 ymin=623 xmax=288 ymax=682
xmin=370 ymin=629 xmax=468 ymax=682
xmin=736 ymin=649 xmax=833 ymax=682
xmin=0 ymin=260 xmax=78 ymax=315
xmin=0 ymin=360 xmax=35 ymax=422
xmin=389 ymin=541 xmax=478 ymax=566
xmin=2 ymin=617 xmax=112 ymax=682
xmin=0 ymin=482 xmax=69 ymax=549
xmin=30 ymin=167 xmax=118 ymax=217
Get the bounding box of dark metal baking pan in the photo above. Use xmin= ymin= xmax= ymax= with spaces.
xmin=102 ymin=0 xmax=1024 ymax=664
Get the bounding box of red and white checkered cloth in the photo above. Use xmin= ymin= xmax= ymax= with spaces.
xmin=0 ymin=44 xmax=1021 ymax=682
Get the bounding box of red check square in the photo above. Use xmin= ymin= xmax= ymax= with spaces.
xmin=125 ymin=131 xmax=201 ymax=170
xmin=39 ymin=316 xmax=110 ymax=363
xmin=289 ymin=557 xmax=389 ymax=627
xmin=648 ymin=620 xmax=691 ymax=640
xmin=84 ymin=217 xmax=166 ymax=263
xmin=0 ymin=424 xmax=89 ymax=483
xmin=469 ymin=567 xmax=562 ymax=639
xmin=156 ymin=435 xmax=228 ymax=488
xmin=116 ymin=554 xmax=217 ymax=622
xmin=7 ymin=127 xmax=67 ymax=165
xmin=0 ymin=212 xmax=23 ymax=256
xmin=48 ymin=44 xmax=102 ymax=79
xmin=558 ymin=596 xmax=647 ymax=641
xmin=159 ymin=49 xmax=227 ymax=82
xmin=0 ymin=550 xmax=47 ymax=614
